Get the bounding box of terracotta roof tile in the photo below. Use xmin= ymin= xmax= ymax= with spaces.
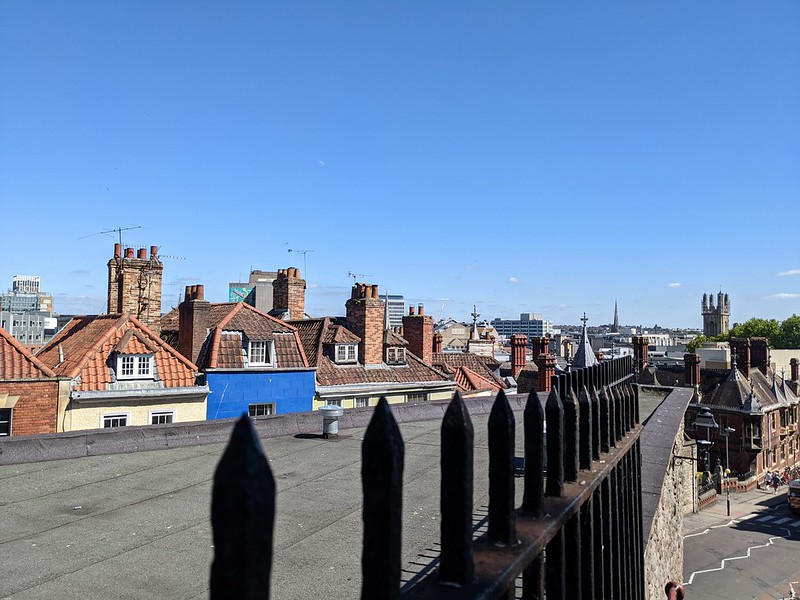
xmin=432 ymin=352 xmax=507 ymax=389
xmin=37 ymin=314 xmax=198 ymax=391
xmin=453 ymin=366 xmax=501 ymax=393
xmin=0 ymin=327 xmax=57 ymax=379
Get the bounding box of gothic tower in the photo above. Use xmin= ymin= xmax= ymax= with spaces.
xmin=701 ymin=291 xmax=730 ymax=337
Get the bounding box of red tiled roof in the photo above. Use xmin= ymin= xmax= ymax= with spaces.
xmin=196 ymin=303 xmax=308 ymax=370
xmin=0 ymin=327 xmax=57 ymax=379
xmin=432 ymin=352 xmax=507 ymax=389
xmin=37 ymin=314 xmax=198 ymax=391
xmin=453 ymin=366 xmax=502 ymax=393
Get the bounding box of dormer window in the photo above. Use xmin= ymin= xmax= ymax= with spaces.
xmin=335 ymin=344 xmax=357 ymax=364
xmin=386 ymin=347 xmax=406 ymax=365
xmin=117 ymin=354 xmax=154 ymax=379
xmin=248 ymin=340 xmax=274 ymax=366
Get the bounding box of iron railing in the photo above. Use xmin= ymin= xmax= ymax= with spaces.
xmin=209 ymin=355 xmax=644 ymax=599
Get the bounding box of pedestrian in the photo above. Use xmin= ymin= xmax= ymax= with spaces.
xmin=773 ymin=471 xmax=780 ymax=493
xmin=665 ymin=580 xmax=685 ymax=599
xmin=765 ymin=470 xmax=772 ymax=491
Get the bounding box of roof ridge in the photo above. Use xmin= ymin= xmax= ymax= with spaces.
xmin=0 ymin=326 xmax=57 ymax=378
xmin=128 ymin=315 xmax=199 ymax=372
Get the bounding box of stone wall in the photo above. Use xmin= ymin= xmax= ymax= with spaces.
xmin=640 ymin=386 xmax=695 ymax=600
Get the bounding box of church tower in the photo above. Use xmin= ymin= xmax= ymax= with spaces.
xmin=701 ymin=291 xmax=730 ymax=337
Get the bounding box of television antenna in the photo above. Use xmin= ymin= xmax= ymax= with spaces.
xmin=79 ymin=225 xmax=142 ymax=247
xmin=287 ymin=248 xmax=314 ymax=278
xmin=348 ymin=271 xmax=371 ymax=284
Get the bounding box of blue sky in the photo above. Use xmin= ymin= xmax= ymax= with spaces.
xmin=1 ymin=2 xmax=798 ymax=329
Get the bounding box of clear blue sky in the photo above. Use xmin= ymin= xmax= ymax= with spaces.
xmin=1 ymin=2 xmax=798 ymax=329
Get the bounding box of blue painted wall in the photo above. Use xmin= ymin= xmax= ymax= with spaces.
xmin=205 ymin=370 xmax=316 ymax=420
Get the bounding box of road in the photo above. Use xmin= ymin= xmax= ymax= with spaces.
xmin=683 ymin=487 xmax=800 ymax=600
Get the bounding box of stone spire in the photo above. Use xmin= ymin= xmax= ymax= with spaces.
xmin=572 ymin=312 xmax=599 ymax=369
xmin=613 ymin=300 xmax=619 ymax=333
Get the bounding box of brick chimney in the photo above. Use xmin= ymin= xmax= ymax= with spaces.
xmin=433 ymin=333 xmax=443 ymax=354
xmin=403 ymin=304 xmax=433 ymax=364
xmin=272 ymin=267 xmax=306 ymax=320
xmin=684 ymin=353 xmax=701 ymax=387
xmin=107 ymin=243 xmax=163 ymax=332
xmin=633 ymin=336 xmax=649 ymax=372
xmin=510 ymin=334 xmax=527 ymax=378
xmin=346 ymin=283 xmax=384 ymax=365
xmin=750 ymin=337 xmax=769 ymax=375
xmin=729 ymin=338 xmax=750 ymax=377
xmin=531 ymin=337 xmax=548 ymax=362
xmin=536 ymin=353 xmax=556 ymax=392
xmin=791 ymin=358 xmax=799 ymax=383
xmin=178 ymin=285 xmax=210 ymax=365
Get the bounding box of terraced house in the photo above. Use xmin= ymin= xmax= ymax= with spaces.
xmin=35 ymin=314 xmax=208 ymax=430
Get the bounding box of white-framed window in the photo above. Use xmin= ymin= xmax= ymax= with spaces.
xmin=386 ymin=347 xmax=406 ymax=365
xmin=335 ymin=344 xmax=357 ymax=364
xmin=102 ymin=413 xmax=129 ymax=428
xmin=247 ymin=341 xmax=274 ymax=366
xmin=327 ymin=399 xmax=342 ymax=407
xmin=249 ymin=403 xmax=276 ymax=417
xmin=407 ymin=392 xmax=428 ymax=403
xmin=117 ymin=354 xmax=154 ymax=379
xmin=150 ymin=410 xmax=174 ymax=425
xmin=0 ymin=409 xmax=11 ymax=436
xmin=355 ymin=398 xmax=369 ymax=409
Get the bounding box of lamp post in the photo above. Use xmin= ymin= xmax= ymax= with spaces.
xmin=722 ymin=426 xmax=736 ymax=517
xmin=693 ymin=408 xmax=720 ymax=473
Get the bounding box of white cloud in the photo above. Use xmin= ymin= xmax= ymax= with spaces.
xmin=778 ymin=269 xmax=800 ymax=276
xmin=766 ymin=293 xmax=800 ymax=300
xmin=508 ymin=277 xmax=518 ymax=284
xmin=667 ymin=282 xmax=681 ymax=288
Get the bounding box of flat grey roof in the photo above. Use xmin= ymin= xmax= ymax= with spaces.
xmin=1 ymin=409 xmax=519 ymax=600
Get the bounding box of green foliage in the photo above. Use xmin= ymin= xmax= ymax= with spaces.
xmin=728 ymin=318 xmax=781 ymax=342
xmin=776 ymin=314 xmax=800 ymax=349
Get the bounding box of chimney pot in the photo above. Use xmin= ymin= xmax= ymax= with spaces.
xmin=125 ymin=247 xmax=134 ymax=258
xmin=114 ymin=243 xmax=122 ymax=258
xmin=418 ymin=304 xmax=424 ymax=315
xmin=137 ymin=247 xmax=147 ymax=259
xmin=195 ymin=285 xmax=204 ymax=301
xmin=409 ymin=306 xmax=415 ymax=316
xmin=150 ymin=246 xmax=158 ymax=258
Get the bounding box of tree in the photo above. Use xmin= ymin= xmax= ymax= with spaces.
xmin=728 ymin=318 xmax=781 ymax=342
xmin=776 ymin=314 xmax=800 ymax=349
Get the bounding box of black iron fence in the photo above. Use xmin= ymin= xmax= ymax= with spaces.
xmin=210 ymin=355 xmax=644 ymax=599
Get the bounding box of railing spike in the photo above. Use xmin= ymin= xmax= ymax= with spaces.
xmin=522 ymin=389 xmax=545 ymax=517
xmin=210 ymin=415 xmax=276 ymax=600
xmin=440 ymin=391 xmax=475 ymax=586
xmin=488 ymin=390 xmax=516 ymax=544
xmin=362 ymin=397 xmax=404 ymax=600
xmin=545 ymin=388 xmax=564 ymax=497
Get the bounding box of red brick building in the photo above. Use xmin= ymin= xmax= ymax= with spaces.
xmin=0 ymin=327 xmax=70 ymax=436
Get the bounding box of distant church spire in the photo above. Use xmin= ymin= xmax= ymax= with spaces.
xmin=613 ymin=300 xmax=619 ymax=332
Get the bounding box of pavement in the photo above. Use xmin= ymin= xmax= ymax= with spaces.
xmin=0 ymin=410 xmax=523 ymax=600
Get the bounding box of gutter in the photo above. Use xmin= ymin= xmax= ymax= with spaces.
xmin=71 ymin=385 xmax=210 ymax=402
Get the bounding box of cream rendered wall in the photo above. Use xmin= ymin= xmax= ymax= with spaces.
xmin=64 ymin=395 xmax=207 ymax=431
xmin=313 ymin=388 xmax=455 ymax=410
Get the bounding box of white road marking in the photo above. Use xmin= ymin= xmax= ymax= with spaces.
xmin=774 ymin=517 xmax=792 ymax=525
xmin=684 ymin=526 xmax=792 ymax=587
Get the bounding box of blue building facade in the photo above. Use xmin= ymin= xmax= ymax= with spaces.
xmin=205 ymin=369 xmax=316 ymax=420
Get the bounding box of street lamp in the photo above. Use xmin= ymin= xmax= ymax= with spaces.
xmin=722 ymin=426 xmax=736 ymax=517
xmin=693 ymin=408 xmax=720 ymax=472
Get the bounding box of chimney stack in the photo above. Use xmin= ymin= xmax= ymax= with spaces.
xmin=403 ymin=304 xmax=434 ymax=364
xmin=729 ymin=338 xmax=751 ymax=378
xmin=433 ymin=332 xmax=443 ymax=354
xmin=273 ymin=267 xmax=306 ymax=320
xmin=633 ymin=336 xmax=650 ymax=372
xmin=536 ymin=353 xmax=556 ymax=392
xmin=750 ymin=337 xmax=769 ymax=375
xmin=791 ymin=358 xmax=799 ymax=383
xmin=531 ymin=337 xmax=548 ymax=362
xmin=107 ymin=242 xmax=163 ymax=332
xmin=684 ymin=353 xmax=701 ymax=387
xmin=346 ymin=283 xmax=384 ymax=365
xmin=178 ymin=284 xmax=210 ymax=365
xmin=510 ymin=334 xmax=527 ymax=378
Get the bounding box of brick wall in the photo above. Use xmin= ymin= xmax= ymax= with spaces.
xmin=273 ymin=268 xmax=306 ymax=320
xmin=1 ymin=379 xmax=61 ymax=435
